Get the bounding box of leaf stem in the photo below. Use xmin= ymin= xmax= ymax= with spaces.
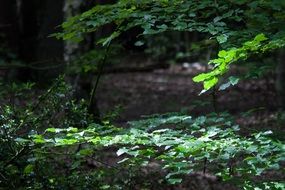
xmin=88 ymin=41 xmax=111 ymax=119
xmin=212 ymin=85 xmax=218 ymax=113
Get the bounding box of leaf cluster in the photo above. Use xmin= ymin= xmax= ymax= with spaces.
xmin=25 ymin=113 xmax=285 ymax=189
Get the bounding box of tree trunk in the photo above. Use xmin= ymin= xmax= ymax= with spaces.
xmin=63 ymin=0 xmax=102 ymax=121
xmin=276 ymin=50 xmax=285 ymax=110
xmin=0 ymin=0 xmax=19 ymax=53
xmin=36 ymin=0 xmax=64 ymax=80
xmin=63 ymin=0 xmax=82 ymax=65
xmin=0 ymin=0 xmax=19 ymax=80
xmin=18 ymin=0 xmax=64 ymax=82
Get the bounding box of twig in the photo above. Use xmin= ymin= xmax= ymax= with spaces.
xmin=0 ymin=172 xmax=7 ymax=181
xmin=212 ymin=85 xmax=218 ymax=113
xmin=88 ymin=41 xmax=111 ymax=114
xmin=203 ymin=157 xmax=207 ymax=174
xmin=16 ymin=76 xmax=64 ymax=131
xmin=4 ymin=146 xmax=29 ymax=167
xmin=36 ymin=149 xmax=122 ymax=171
xmin=88 ymin=22 xmax=124 ymax=117
xmin=0 ymin=61 xmax=64 ymax=71
xmin=203 ymin=147 xmax=208 ymax=174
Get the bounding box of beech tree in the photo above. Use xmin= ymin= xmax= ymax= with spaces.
xmin=56 ymin=0 xmax=285 ymax=108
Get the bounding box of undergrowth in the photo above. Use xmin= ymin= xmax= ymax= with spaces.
xmin=0 ymin=77 xmax=284 ymax=189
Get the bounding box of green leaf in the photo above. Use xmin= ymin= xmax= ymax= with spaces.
xmin=24 ymin=164 xmax=34 ymax=175
xmin=219 ymin=76 xmax=239 ymax=91
xmin=79 ymin=149 xmax=94 ymax=156
xmin=67 ymin=127 xmax=78 ymax=133
xmin=254 ymin=33 xmax=268 ymax=42
xmin=46 ymin=128 xmax=56 ymax=133
xmin=219 ymin=81 xmax=231 ymax=91
xmin=193 ymin=73 xmax=212 ymax=82
xmin=218 ymin=50 xmax=227 ymax=58
xmin=117 ymin=158 xmax=129 ymax=164
xmin=117 ymin=147 xmax=129 ymax=156
xmin=134 ymin=41 xmax=144 ymax=46
xmin=213 ymin=16 xmax=222 ymax=23
xmin=56 ymin=138 xmax=78 ymax=145
xmin=229 ymin=76 xmax=239 ymax=85
xmin=204 ymin=77 xmax=218 ymax=90
xmin=168 ymin=178 xmax=182 ymax=184
xmin=33 ymin=135 xmax=46 ymax=144
xmin=217 ymin=34 xmax=228 ymax=44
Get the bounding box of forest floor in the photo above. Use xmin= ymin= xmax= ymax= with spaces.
xmin=97 ymin=63 xmax=283 ymax=132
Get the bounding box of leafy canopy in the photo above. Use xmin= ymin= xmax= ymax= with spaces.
xmin=55 ymin=0 xmax=285 ymax=91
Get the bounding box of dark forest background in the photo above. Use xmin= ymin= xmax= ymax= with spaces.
xmin=0 ymin=1 xmax=284 ymax=189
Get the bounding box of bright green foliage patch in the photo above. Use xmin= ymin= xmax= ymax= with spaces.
xmin=193 ymin=33 xmax=285 ymax=91
xmin=25 ymin=113 xmax=285 ymax=189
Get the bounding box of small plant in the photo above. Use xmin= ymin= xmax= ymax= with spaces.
xmin=20 ymin=112 xmax=285 ymax=189
xmin=0 ymin=76 xmax=92 ymax=189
